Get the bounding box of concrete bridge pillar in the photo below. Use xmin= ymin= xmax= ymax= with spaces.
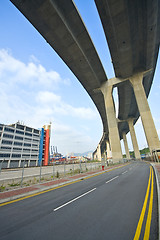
xmin=128 ymin=118 xmax=141 ymax=159
xmin=93 ymin=150 xmax=97 ymax=161
xmin=106 ymin=140 xmax=112 ymax=159
xmin=122 ymin=132 xmax=130 ymax=159
xmin=101 ymin=83 xmax=123 ymax=162
xmin=129 ymin=73 xmax=160 ymax=153
xmin=102 ymin=151 xmax=107 ymax=161
xmin=97 ymin=144 xmax=102 ymax=161
xmin=101 ymin=151 xmax=106 ymax=167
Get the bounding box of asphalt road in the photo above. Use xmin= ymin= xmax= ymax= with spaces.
xmin=0 ymin=161 xmax=158 ymax=240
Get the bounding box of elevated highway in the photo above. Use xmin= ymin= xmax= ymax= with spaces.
xmin=10 ymin=0 xmax=109 ymax=135
xmin=10 ymin=0 xmax=160 ymax=162
xmin=95 ymin=0 xmax=160 ymax=145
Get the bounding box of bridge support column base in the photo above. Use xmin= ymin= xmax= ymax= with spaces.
xmin=129 ymin=73 xmax=160 ymax=153
xmin=122 ymin=132 xmax=130 ymax=159
xmin=112 ymin=158 xmax=123 ymax=164
xmin=97 ymin=144 xmax=102 ymax=162
xmin=128 ymin=118 xmax=141 ymax=159
xmin=106 ymin=140 xmax=112 ymax=159
xmin=101 ymin=83 xmax=123 ymax=161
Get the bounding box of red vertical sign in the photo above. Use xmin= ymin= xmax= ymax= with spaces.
xmin=44 ymin=129 xmax=49 ymax=166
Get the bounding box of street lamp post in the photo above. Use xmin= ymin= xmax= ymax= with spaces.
xmin=52 ymin=160 xmax=55 ymax=180
xmin=21 ymin=159 xmax=25 ymax=187
xmin=39 ymin=159 xmax=42 ymax=183
xmin=0 ymin=159 xmax=5 ymax=174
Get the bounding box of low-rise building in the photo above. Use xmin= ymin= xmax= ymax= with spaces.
xmin=0 ymin=122 xmax=51 ymax=168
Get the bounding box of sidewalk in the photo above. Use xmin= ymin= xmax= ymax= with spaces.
xmin=151 ymin=163 xmax=160 ymax=240
xmin=152 ymin=163 xmax=160 ymax=191
xmin=0 ymin=164 xmax=126 ymax=205
xmin=154 ymin=164 xmax=160 ymax=179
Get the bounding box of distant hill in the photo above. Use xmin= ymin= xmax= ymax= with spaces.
xmin=140 ymin=147 xmax=149 ymax=155
xmin=123 ymin=147 xmax=150 ymax=158
xmin=72 ymin=151 xmax=93 ymax=157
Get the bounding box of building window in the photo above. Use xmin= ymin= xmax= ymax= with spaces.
xmin=24 ymin=143 xmax=31 ymax=147
xmin=33 ymin=134 xmax=39 ymax=138
xmin=23 ymin=148 xmax=31 ymax=152
xmin=26 ymin=127 xmax=32 ymax=132
xmin=32 ymin=144 xmax=38 ymax=147
xmin=31 ymin=155 xmax=37 ymax=158
xmin=1 ymin=146 xmax=11 ymax=150
xmin=11 ymin=154 xmax=21 ymax=158
xmin=2 ymin=140 xmax=12 ymax=145
xmin=34 ymin=129 xmax=40 ymax=134
xmin=15 ymin=136 xmax=23 ymax=140
xmin=3 ymin=134 xmax=14 ymax=139
xmin=0 ymin=153 xmax=10 ymax=158
xmin=16 ymin=124 xmax=24 ymax=130
xmin=25 ymin=132 xmax=32 ymax=137
xmin=4 ymin=127 xmax=14 ymax=133
xmin=14 ymin=142 xmax=23 ymax=146
xmin=24 ymin=137 xmax=31 ymax=141
xmin=16 ymin=130 xmax=24 ymax=135
xmin=13 ymin=147 xmax=22 ymax=151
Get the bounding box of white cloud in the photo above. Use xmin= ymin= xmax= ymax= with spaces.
xmin=0 ymin=49 xmax=100 ymax=154
xmin=51 ymin=123 xmax=94 ymax=154
xmin=36 ymin=90 xmax=97 ymax=119
xmin=63 ymin=78 xmax=71 ymax=86
xmin=36 ymin=91 xmax=61 ymax=103
xmin=0 ymin=49 xmax=61 ymax=89
xmin=66 ymin=105 xmax=97 ymax=119
xmin=29 ymin=55 xmax=40 ymax=64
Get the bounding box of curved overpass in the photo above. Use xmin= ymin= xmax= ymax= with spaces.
xmin=10 ymin=0 xmax=160 ymax=160
xmin=10 ymin=0 xmax=109 ymax=136
xmin=95 ymin=0 xmax=160 ymax=138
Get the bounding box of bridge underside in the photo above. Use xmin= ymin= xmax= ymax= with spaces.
xmin=95 ymin=0 xmax=160 ymax=157
xmin=10 ymin=0 xmax=160 ymax=161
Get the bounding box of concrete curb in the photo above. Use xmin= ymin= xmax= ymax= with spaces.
xmin=151 ymin=163 xmax=160 ymax=240
xmin=0 ymin=178 xmax=79 ymax=204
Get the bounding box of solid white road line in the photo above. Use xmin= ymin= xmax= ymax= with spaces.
xmin=53 ymin=188 xmax=97 ymax=212
xmin=106 ymin=176 xmax=119 ymax=184
xmin=122 ymin=171 xmax=128 ymax=175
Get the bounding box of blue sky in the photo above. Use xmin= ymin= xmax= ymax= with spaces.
xmin=0 ymin=0 xmax=160 ymax=155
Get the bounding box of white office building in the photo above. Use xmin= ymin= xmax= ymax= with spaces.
xmin=0 ymin=122 xmax=41 ymax=168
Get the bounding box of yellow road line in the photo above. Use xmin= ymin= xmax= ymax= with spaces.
xmin=0 ymin=163 xmax=130 ymax=207
xmin=0 ymin=179 xmax=81 ymax=207
xmin=83 ymin=164 xmax=130 ymax=180
xmin=133 ymin=167 xmax=152 ymax=240
xmin=143 ymin=167 xmax=154 ymax=240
